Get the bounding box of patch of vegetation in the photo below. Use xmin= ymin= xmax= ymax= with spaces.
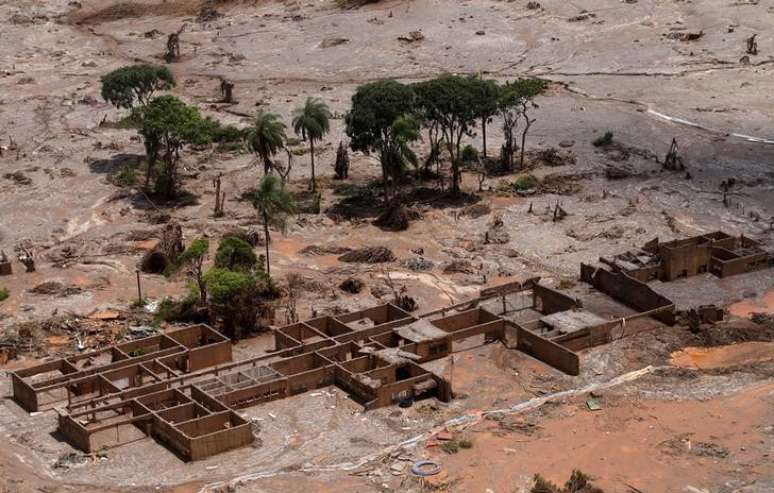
xmin=214 ymin=236 xmax=258 ymax=272
xmin=513 ymin=174 xmax=540 ymax=191
xmin=109 ymin=165 xmax=138 ymax=187
xmin=531 ymin=470 xmax=604 ymax=493
xmin=461 ymin=144 xmax=480 ymax=164
xmin=0 ymin=287 xmax=9 ymax=302
xmin=458 ymin=439 xmax=473 ymax=449
xmin=592 ymin=131 xmax=614 ymax=147
xmin=440 ymin=441 xmax=460 ymax=454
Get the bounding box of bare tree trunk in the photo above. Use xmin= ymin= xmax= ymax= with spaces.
xmin=309 ymin=139 xmax=316 ymax=192
xmin=520 ymin=116 xmax=532 ymax=170
xmin=481 ymin=116 xmax=487 ymax=159
xmin=263 ymin=211 xmax=271 ymax=276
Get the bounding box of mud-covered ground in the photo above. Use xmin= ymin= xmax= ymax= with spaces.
xmin=1 ymin=0 xmax=773 ymax=491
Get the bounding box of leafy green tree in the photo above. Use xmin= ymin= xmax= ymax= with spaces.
xmin=214 ymin=236 xmax=258 ymax=272
xmin=135 ymin=95 xmax=211 ymax=199
xmin=252 ymin=175 xmax=295 ymax=276
xmin=413 ymin=75 xmax=479 ymax=196
xmin=101 ymin=65 xmax=175 ymax=110
xmin=292 ymin=97 xmax=331 ymax=192
xmin=345 ymin=80 xmax=417 ymax=202
xmin=204 ymin=268 xmax=267 ymax=340
xmin=469 ymin=77 xmax=499 ymax=159
xmin=175 ymin=237 xmax=209 ymax=304
xmin=246 ymin=111 xmax=287 ymax=175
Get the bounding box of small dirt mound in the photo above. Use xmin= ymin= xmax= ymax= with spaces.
xmin=29 ymin=281 xmax=82 ymax=297
xmin=443 ymin=259 xmax=475 ymax=274
xmin=70 ymin=1 xmax=202 ymax=24
xmin=339 ymin=277 xmax=364 ymax=294
xmin=373 ymin=204 xmax=422 ymax=231
xmin=338 ymin=247 xmax=396 ymax=264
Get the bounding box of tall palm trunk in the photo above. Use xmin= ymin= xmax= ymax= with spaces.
xmin=309 ymin=139 xmax=316 ymax=192
xmin=481 ymin=115 xmax=487 ymax=158
xmin=263 ymin=211 xmax=271 ymax=276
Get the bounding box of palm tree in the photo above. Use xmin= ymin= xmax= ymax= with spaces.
xmin=246 ymin=111 xmax=286 ymax=175
xmin=292 ymin=97 xmax=331 ymax=192
xmin=381 ymin=115 xmax=419 ymax=204
xmin=252 ymin=175 xmax=295 ymax=276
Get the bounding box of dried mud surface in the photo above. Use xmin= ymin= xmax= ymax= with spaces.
xmin=1 ymin=0 xmax=773 ymax=492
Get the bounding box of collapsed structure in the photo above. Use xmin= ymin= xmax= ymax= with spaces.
xmin=8 ymin=231 xmax=772 ymax=461
xmin=599 ymin=231 xmax=772 ymax=281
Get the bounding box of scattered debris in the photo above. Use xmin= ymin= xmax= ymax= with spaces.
xmin=338 ymin=247 xmax=396 ymax=264
xmin=320 ymin=37 xmax=349 ymax=48
xmin=29 ymin=281 xmax=82 ymax=297
xmin=374 ymin=203 xmax=422 ymax=231
xmin=398 ymin=31 xmax=425 ymax=43
xmin=401 ymin=256 xmax=434 ymax=271
xmin=300 ymin=244 xmax=352 ymax=256
xmin=4 ymin=171 xmax=32 ymax=186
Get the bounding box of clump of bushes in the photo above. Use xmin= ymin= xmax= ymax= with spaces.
xmin=0 ymin=287 xmax=9 ymax=302
xmin=157 ymin=235 xmax=276 ymax=340
xmin=513 ymin=174 xmax=540 ymax=191
xmin=592 ymin=131 xmax=613 ymax=147
xmin=461 ymin=144 xmax=480 ymax=164
xmin=215 ymin=236 xmax=259 ymax=272
xmin=531 ymin=470 xmax=604 ymax=493
xmin=440 ymin=438 xmax=473 ymax=454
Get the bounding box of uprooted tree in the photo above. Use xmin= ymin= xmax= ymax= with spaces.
xmin=101 ymin=64 xmax=176 ymax=110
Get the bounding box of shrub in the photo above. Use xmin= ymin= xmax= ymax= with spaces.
xmin=110 ymin=165 xmax=137 ymax=187
xmin=214 ymin=236 xmax=258 ymax=272
xmin=440 ymin=441 xmax=459 ymax=454
xmin=203 ymin=268 xmax=267 ymax=339
xmin=458 ymin=439 xmax=473 ymax=449
xmin=592 ymin=131 xmax=613 ymax=147
xmin=0 ymin=287 xmax=9 ymax=302
xmin=513 ymin=174 xmax=539 ymax=191
xmin=461 ymin=144 xmax=480 ymax=164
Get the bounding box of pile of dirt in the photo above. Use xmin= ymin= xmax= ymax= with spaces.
xmin=540 ymin=173 xmax=585 ymax=195
xmin=443 ymin=259 xmax=476 ymax=274
xmin=338 ymin=246 xmax=396 ymax=263
xmin=3 ymin=171 xmax=32 ymax=186
xmin=339 ymin=277 xmax=364 ymax=294
xmin=461 ymin=202 xmax=491 ymax=218
xmin=29 ymin=281 xmax=82 ymax=297
xmin=484 ymin=215 xmax=510 ymax=245
xmin=373 ymin=204 xmax=422 ymax=231
xmin=140 ymin=222 xmax=183 ymax=273
xmin=533 ymin=147 xmax=576 ymax=167
xmin=401 ymin=256 xmax=434 ymax=271
xmin=70 ymin=0 xmax=203 ymax=24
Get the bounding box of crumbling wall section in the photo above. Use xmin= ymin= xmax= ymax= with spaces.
xmin=580 ymin=264 xmax=675 ymax=325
